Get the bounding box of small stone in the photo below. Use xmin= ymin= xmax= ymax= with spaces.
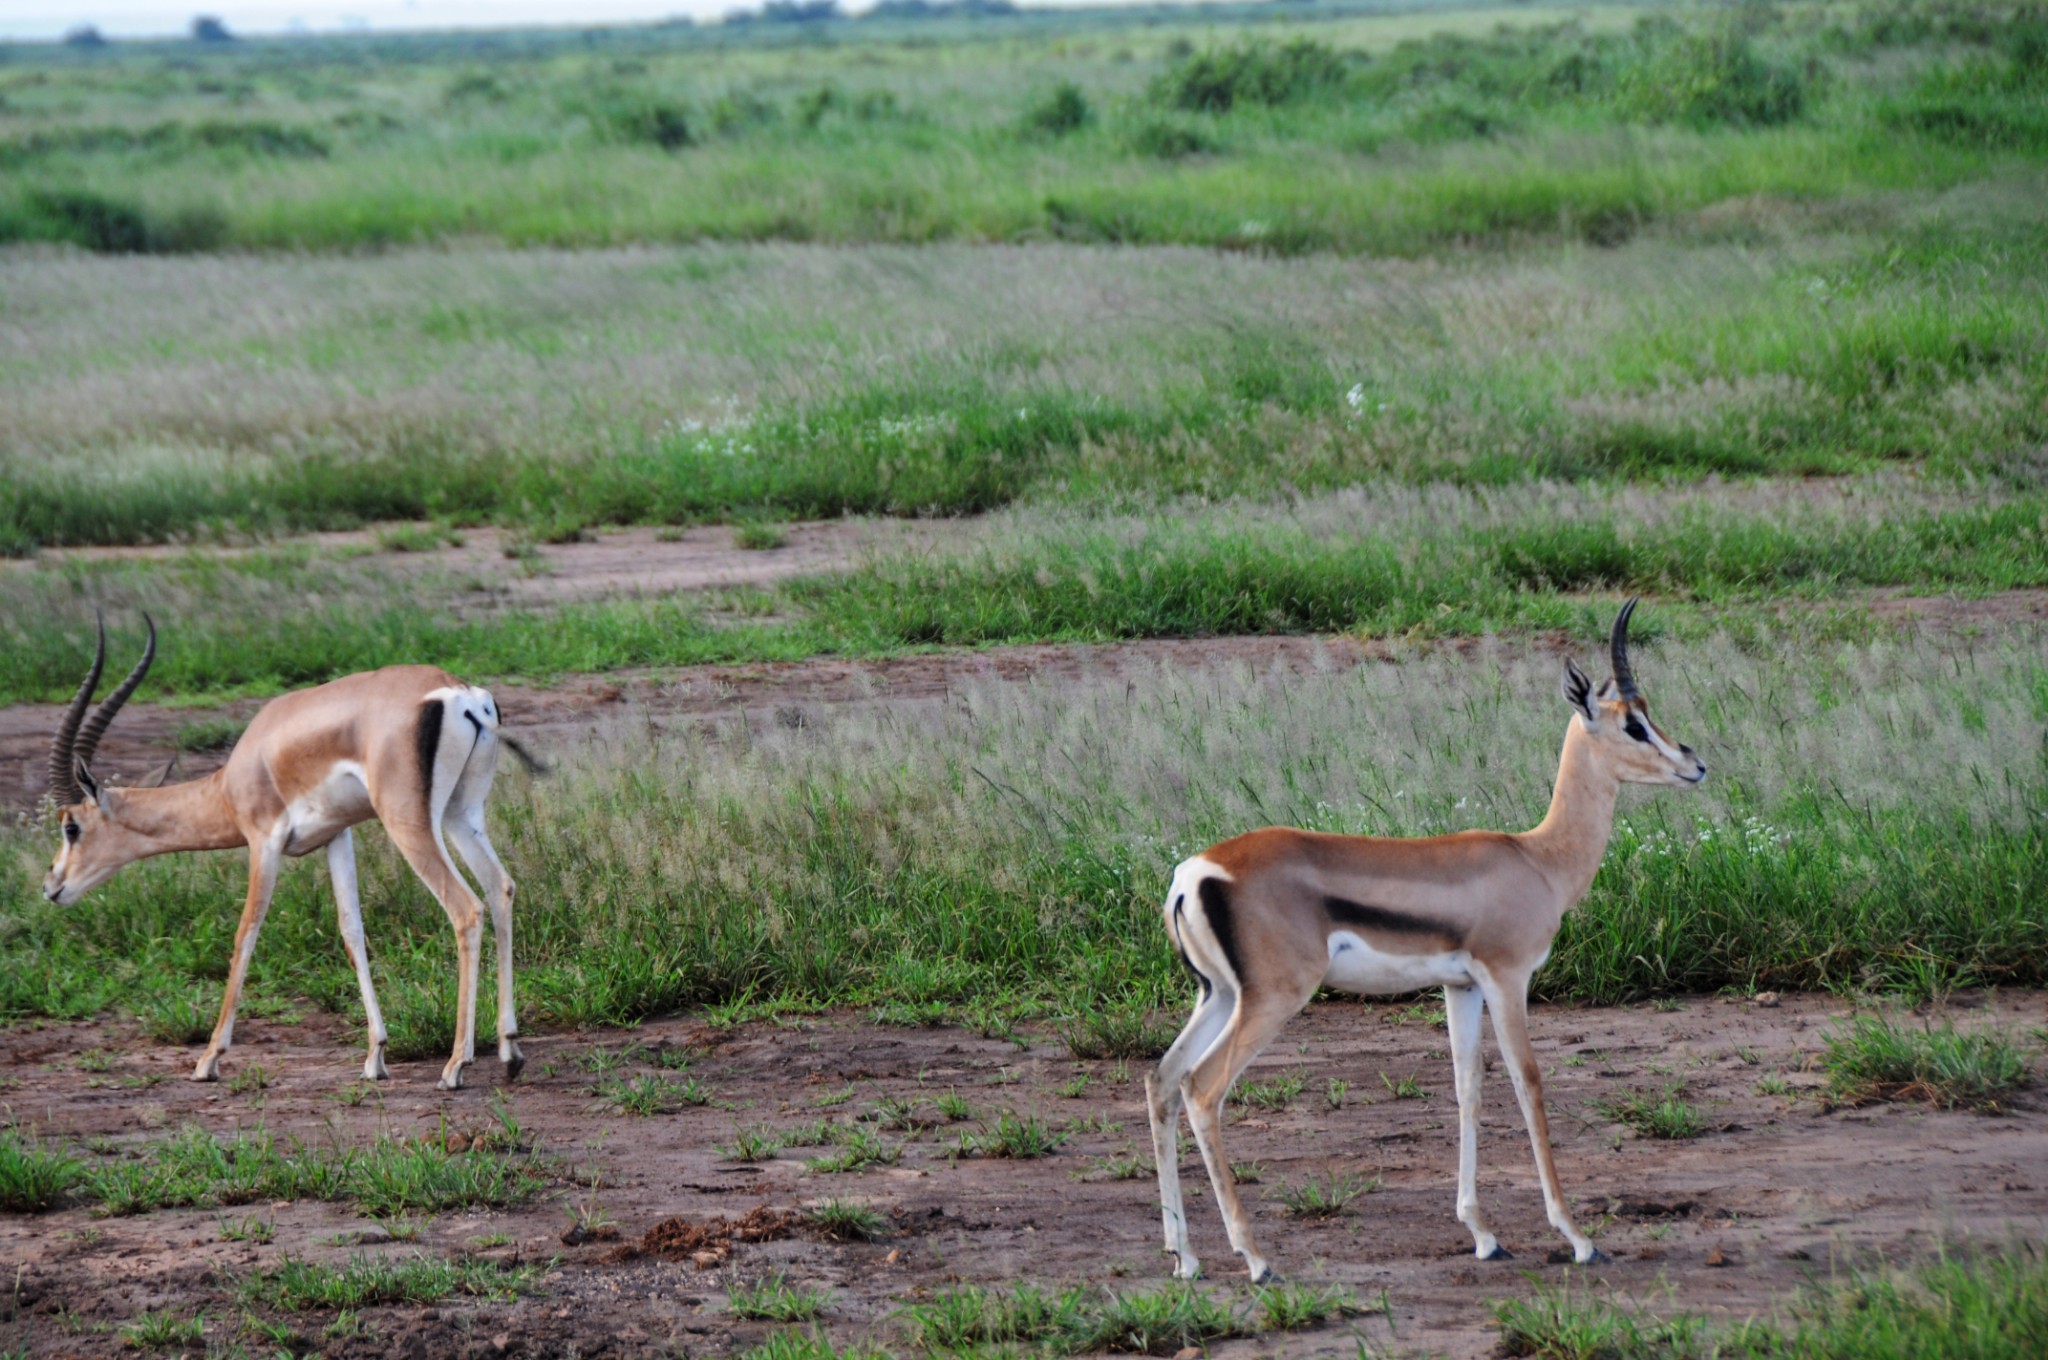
xmin=883 ymin=1248 xmax=900 ymax=1266
xmin=491 ymin=1332 xmax=513 ymax=1354
xmin=690 ymin=1250 xmax=721 ymax=1270
xmin=1636 ymin=1246 xmax=1665 ymax=1261
xmin=1706 ymin=1246 xmax=1734 ymax=1267
xmin=1754 ymin=992 xmax=1781 ymax=1008
xmin=1173 ymin=1348 xmax=1202 ymax=1360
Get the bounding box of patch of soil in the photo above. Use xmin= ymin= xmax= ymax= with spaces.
xmin=1 ymin=992 xmax=2043 ymax=1359
xmin=631 ymin=1205 xmax=806 ymax=1267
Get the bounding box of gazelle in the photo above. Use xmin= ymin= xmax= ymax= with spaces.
xmin=41 ymin=616 xmax=541 ymax=1090
xmin=1145 ymin=599 xmax=1705 ymax=1281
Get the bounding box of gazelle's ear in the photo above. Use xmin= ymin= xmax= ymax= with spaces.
xmin=138 ymin=757 xmax=177 ymax=789
xmin=1561 ymin=658 xmax=1598 ymax=724
xmin=74 ymin=758 xmax=104 ymax=806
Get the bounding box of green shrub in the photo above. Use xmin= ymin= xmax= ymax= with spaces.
xmin=1153 ymin=39 xmax=1354 ymax=112
xmin=1022 ymin=81 xmax=1091 ymax=136
xmin=1611 ymin=30 xmax=1813 ymax=127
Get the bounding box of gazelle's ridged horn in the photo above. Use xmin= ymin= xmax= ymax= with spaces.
xmin=1610 ymin=596 xmax=1641 ymax=700
xmin=74 ymin=613 xmax=156 ymax=774
xmin=48 ymin=614 xmax=107 ymax=805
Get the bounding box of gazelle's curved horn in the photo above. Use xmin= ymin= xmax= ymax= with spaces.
xmin=1610 ymin=596 xmax=1641 ymax=700
xmin=48 ymin=614 xmax=107 ymax=805
xmin=74 ymin=613 xmax=156 ymax=773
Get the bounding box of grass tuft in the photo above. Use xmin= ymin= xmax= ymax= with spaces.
xmin=1821 ymin=1015 xmax=2031 ymax=1113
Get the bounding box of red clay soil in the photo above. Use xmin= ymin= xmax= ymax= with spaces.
xmin=1 ymin=991 xmax=2043 ymax=1359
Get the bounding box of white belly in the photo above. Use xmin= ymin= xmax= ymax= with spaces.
xmin=1322 ymin=930 xmax=1474 ymax=995
xmin=281 ymin=760 xmax=373 ymax=856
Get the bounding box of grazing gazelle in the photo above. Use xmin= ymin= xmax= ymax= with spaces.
xmin=42 ymin=616 xmax=541 ymax=1090
xmin=1145 ymin=599 xmax=1705 ymax=1282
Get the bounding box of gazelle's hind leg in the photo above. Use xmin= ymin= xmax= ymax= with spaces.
xmin=387 ymin=821 xmax=487 ymax=1091
xmin=1146 ymin=983 xmax=1233 ymax=1280
xmin=328 ymin=829 xmax=391 ymax=1081
xmin=444 ymin=761 xmax=522 ymax=1081
xmin=1445 ymin=981 xmax=1506 ymax=1259
xmin=1180 ymin=986 xmax=1316 ymax=1283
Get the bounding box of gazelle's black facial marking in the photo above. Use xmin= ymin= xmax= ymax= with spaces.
xmin=64 ymin=819 xmax=81 ymax=844
xmin=1624 ymin=716 xmax=1651 ymax=744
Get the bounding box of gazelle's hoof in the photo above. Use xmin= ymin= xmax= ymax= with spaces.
xmin=438 ymin=1060 xmax=468 ymax=1091
xmin=501 ymin=1039 xmax=525 ymax=1082
xmin=191 ymin=1055 xmax=221 ymax=1083
xmin=362 ymin=1049 xmax=390 ymax=1082
xmin=1243 ymin=1257 xmax=1276 ymax=1285
xmin=1481 ymin=1244 xmax=1515 ymax=1262
xmin=1171 ymin=1253 xmax=1202 ymax=1281
xmin=1577 ymin=1247 xmax=1611 ymax=1266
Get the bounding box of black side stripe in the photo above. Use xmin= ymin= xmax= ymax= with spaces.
xmin=416 ymin=699 xmax=445 ymax=810
xmin=1324 ymin=896 xmax=1462 ymax=947
xmin=1198 ymin=877 xmax=1246 ymax=986
xmin=464 ymin=709 xmax=485 ymax=736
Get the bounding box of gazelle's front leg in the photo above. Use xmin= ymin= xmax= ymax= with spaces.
xmin=1445 ymin=981 xmax=1509 ymax=1260
xmin=194 ymin=835 xmax=282 ymax=1082
xmin=328 ymin=830 xmax=390 ymax=1081
xmin=1478 ymin=972 xmax=1605 ymax=1265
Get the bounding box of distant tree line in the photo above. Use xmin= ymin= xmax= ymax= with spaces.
xmin=721 ymin=0 xmax=1017 ymax=24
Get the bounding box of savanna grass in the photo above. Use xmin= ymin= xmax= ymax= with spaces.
xmin=237 ymin=1253 xmax=547 ymax=1311
xmin=1820 ymin=1014 xmax=2032 ymax=1112
xmin=1493 ymin=1246 xmax=2048 ymax=1359
xmin=0 ymin=625 xmax=2041 ymax=1038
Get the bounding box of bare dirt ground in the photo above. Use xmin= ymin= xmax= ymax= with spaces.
xmin=2 ymin=991 xmax=2043 ymax=1359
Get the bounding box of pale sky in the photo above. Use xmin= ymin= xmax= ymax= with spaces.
xmin=0 ymin=0 xmax=1006 ymax=41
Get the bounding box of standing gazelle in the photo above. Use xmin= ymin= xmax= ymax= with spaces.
xmin=1146 ymin=600 xmax=1705 ymax=1281
xmin=41 ymin=616 xmax=540 ymax=1090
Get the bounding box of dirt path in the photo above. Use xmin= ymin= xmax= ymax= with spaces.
xmin=3 ymin=992 xmax=2042 ymax=1358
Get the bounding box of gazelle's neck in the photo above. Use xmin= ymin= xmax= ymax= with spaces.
xmin=1515 ymin=718 xmax=1621 ymax=906
xmin=110 ymin=773 xmax=242 ymax=856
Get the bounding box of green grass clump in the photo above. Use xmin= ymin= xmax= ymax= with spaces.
xmin=596 ymin=1073 xmax=711 ymax=1116
xmin=1058 ymin=1008 xmax=1178 ymax=1060
xmin=237 ymin=1253 xmax=546 ymax=1311
xmin=78 ymin=1124 xmax=542 ymax=1218
xmin=1273 ymin=1169 xmax=1377 ymax=1220
xmin=0 ymin=1130 xmax=84 ymax=1212
xmin=727 ymin=1272 xmax=832 ymax=1323
xmin=118 ymin=1310 xmax=205 ymax=1348
xmin=1077 ymin=1284 xmax=1251 ymax=1355
xmin=1255 ymin=1281 xmax=1370 ymax=1331
xmin=1821 ymin=1015 xmax=2031 ymax=1113
xmin=953 ymin=1110 xmax=1067 ymax=1160
xmin=1598 ymin=1086 xmax=1706 ymax=1140
xmin=1495 ymin=1247 xmax=2048 ymax=1359
xmin=806 ymin=1199 xmax=891 ymax=1242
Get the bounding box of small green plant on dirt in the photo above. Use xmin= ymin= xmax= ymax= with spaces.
xmin=237 ymin=1254 xmax=546 ymax=1311
xmin=171 ymin=717 xmax=246 ymax=752
xmin=1232 ymin=1070 xmax=1306 ymax=1111
xmin=228 ymin=1063 xmax=270 ymax=1095
xmin=219 ymin=1215 xmax=274 ymax=1243
xmin=1324 ymin=1077 xmax=1349 ymax=1109
xmin=735 ymin=1332 xmax=891 ymax=1360
xmin=954 ymin=1110 xmax=1066 ymax=1159
xmin=899 ymin=1282 xmax=1091 ymax=1349
xmin=1059 ymin=1008 xmax=1178 ymax=1060
xmin=134 ymin=987 xmax=214 ymax=1045
xmin=806 ymin=1127 xmax=899 ymax=1174
xmin=1274 ymin=1169 xmax=1377 ymax=1219
xmin=1076 ymin=1151 xmax=1152 ymax=1182
xmin=1821 ymin=1015 xmax=2030 ymax=1113
xmin=1756 ymin=1072 xmax=1797 ymax=1097
xmin=866 ymin=1096 xmax=932 ymax=1131
xmin=119 ymin=1310 xmax=204 ymax=1348
xmin=1229 ymin=1160 xmax=1265 ymax=1184
xmin=1599 ymin=1086 xmax=1705 ymax=1140
xmin=1077 ymin=1283 xmax=1252 ymax=1353
xmin=241 ymin=1311 xmax=299 ymax=1348
xmin=719 ymin=1126 xmax=785 ymax=1161
xmin=1256 ymin=1281 xmax=1368 ymax=1330
xmin=596 ymin=1073 xmax=703 ymax=1116
xmin=934 ymin=1090 xmax=976 ymax=1122
xmin=0 ymin=1129 xmax=83 ymax=1211
xmin=1059 ymin=1074 xmax=1092 ymax=1099
xmin=1379 ymin=1072 xmax=1429 ymax=1100
xmin=807 ymin=1198 xmax=891 ymax=1242
xmin=468 ymin=1231 xmax=513 ymax=1249
xmin=727 ymin=1271 xmax=831 ymax=1322
xmin=734 ymin=518 xmax=790 ymax=551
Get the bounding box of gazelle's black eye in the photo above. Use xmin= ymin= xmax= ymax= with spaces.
xmin=1624 ymin=717 xmax=1651 ymax=744
xmin=63 ymin=821 xmax=81 ymax=843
